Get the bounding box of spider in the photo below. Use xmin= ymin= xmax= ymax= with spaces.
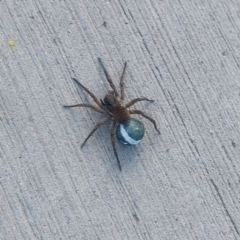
xmin=64 ymin=58 xmax=160 ymax=171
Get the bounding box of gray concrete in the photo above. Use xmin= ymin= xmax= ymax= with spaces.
xmin=1 ymin=0 xmax=240 ymax=239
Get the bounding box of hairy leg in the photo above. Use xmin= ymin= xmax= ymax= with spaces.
xmin=98 ymin=58 xmax=119 ymax=97
xmin=63 ymin=103 xmax=104 ymax=113
xmin=72 ymin=78 xmax=102 ymax=107
xmin=125 ymin=97 xmax=154 ymax=108
xmin=129 ymin=109 xmax=160 ymax=134
xmin=120 ymin=62 xmax=127 ymax=102
xmin=109 ymin=120 xmax=122 ymax=171
xmin=81 ymin=117 xmax=109 ymax=148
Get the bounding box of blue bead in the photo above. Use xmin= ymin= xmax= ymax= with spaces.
xmin=116 ymin=118 xmax=145 ymax=145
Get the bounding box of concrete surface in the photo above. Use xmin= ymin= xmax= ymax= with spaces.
xmin=1 ymin=0 xmax=240 ymax=239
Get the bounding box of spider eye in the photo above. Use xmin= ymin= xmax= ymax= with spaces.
xmin=116 ymin=118 xmax=145 ymax=145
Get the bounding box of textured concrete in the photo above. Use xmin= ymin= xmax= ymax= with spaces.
xmin=1 ymin=0 xmax=240 ymax=239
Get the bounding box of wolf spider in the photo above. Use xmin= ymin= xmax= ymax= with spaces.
xmin=64 ymin=58 xmax=160 ymax=171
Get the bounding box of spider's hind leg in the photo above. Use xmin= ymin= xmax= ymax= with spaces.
xmin=110 ymin=120 xmax=122 ymax=171
xmin=81 ymin=117 xmax=109 ymax=148
xmin=129 ymin=109 xmax=160 ymax=135
xmin=125 ymin=97 xmax=154 ymax=108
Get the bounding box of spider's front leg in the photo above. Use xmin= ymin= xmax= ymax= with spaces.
xmin=63 ymin=103 xmax=104 ymax=113
xmin=98 ymin=58 xmax=119 ymax=98
xmin=72 ymin=78 xmax=102 ymax=108
xmin=119 ymin=62 xmax=127 ymax=102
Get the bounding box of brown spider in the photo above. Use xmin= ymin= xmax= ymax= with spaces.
xmin=64 ymin=58 xmax=160 ymax=171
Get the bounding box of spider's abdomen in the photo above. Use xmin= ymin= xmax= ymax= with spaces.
xmin=116 ymin=118 xmax=145 ymax=145
xmin=113 ymin=106 xmax=130 ymax=124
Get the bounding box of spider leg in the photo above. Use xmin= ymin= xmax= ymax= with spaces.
xmin=120 ymin=62 xmax=127 ymax=102
xmin=125 ymin=97 xmax=154 ymax=108
xmin=109 ymin=120 xmax=122 ymax=171
xmin=63 ymin=103 xmax=104 ymax=113
xmin=129 ymin=109 xmax=160 ymax=134
xmin=98 ymin=58 xmax=119 ymax=97
xmin=72 ymin=78 xmax=102 ymax=107
xmin=81 ymin=117 xmax=109 ymax=148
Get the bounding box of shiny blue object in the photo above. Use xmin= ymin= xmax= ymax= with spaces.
xmin=116 ymin=118 xmax=145 ymax=145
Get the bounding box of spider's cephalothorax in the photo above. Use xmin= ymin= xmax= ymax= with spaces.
xmin=102 ymin=91 xmax=130 ymax=124
xmin=64 ymin=58 xmax=160 ymax=171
